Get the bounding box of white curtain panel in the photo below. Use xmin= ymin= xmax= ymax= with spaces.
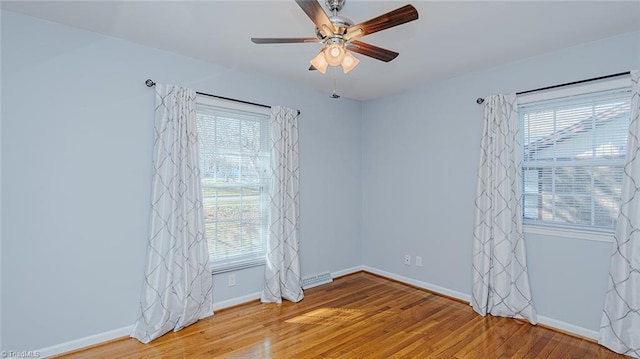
xmin=131 ymin=84 xmax=213 ymax=343
xmin=600 ymin=70 xmax=640 ymax=358
xmin=261 ymin=106 xmax=304 ymax=303
xmin=471 ymin=94 xmax=537 ymax=324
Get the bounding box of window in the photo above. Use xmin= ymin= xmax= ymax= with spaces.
xmin=196 ymin=96 xmax=270 ymax=273
xmin=520 ymin=81 xmax=631 ymax=232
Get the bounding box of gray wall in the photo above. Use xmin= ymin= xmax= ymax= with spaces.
xmin=1 ymin=11 xmax=362 ymax=351
xmin=362 ymin=30 xmax=640 ymax=335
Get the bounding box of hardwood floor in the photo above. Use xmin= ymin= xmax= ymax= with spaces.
xmin=56 ymin=272 xmax=625 ymax=358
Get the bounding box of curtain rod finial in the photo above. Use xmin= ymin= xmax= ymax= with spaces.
xmin=476 ymin=98 xmax=485 ymax=104
xmin=145 ymin=79 xmax=156 ymax=87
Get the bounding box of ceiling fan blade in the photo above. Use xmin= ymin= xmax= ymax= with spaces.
xmin=309 ymin=65 xmax=317 ymax=71
xmin=347 ymin=40 xmax=399 ymax=62
xmin=295 ymin=0 xmax=335 ymax=36
xmin=346 ymin=4 xmax=418 ymax=40
xmin=251 ymin=37 xmax=318 ymax=44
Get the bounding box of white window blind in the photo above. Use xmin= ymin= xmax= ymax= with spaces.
xmin=520 ymin=86 xmax=631 ymax=231
xmin=196 ymin=98 xmax=270 ymax=273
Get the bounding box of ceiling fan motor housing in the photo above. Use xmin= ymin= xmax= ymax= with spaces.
xmin=316 ymin=15 xmax=352 ymax=41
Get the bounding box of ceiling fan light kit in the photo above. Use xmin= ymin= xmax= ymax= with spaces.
xmin=311 ymin=44 xmax=359 ymax=74
xmin=251 ymin=0 xmax=418 ymax=76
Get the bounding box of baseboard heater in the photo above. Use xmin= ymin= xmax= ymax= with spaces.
xmin=302 ymin=272 xmax=333 ymax=289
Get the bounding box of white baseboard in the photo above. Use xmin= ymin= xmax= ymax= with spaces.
xmin=213 ymin=291 xmax=262 ymax=311
xmin=537 ymin=315 xmax=599 ymax=340
xmin=331 ymin=265 xmax=364 ymax=279
xmin=361 ymin=265 xmax=472 ymax=302
xmin=37 ymin=325 xmax=133 ymax=358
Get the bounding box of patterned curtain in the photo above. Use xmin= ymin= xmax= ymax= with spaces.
xmin=261 ymin=106 xmax=304 ymax=303
xmin=131 ymin=84 xmax=213 ymax=343
xmin=471 ymin=94 xmax=537 ymax=324
xmin=600 ymin=70 xmax=640 ymax=358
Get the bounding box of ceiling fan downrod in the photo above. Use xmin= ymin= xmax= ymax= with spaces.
xmin=325 ymin=0 xmax=345 ymax=14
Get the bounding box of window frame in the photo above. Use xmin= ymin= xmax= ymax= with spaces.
xmin=196 ymin=95 xmax=271 ymax=274
xmin=518 ymin=77 xmax=631 ymax=240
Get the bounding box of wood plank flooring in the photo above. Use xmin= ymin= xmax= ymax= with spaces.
xmin=56 ymin=272 xmax=625 ymax=358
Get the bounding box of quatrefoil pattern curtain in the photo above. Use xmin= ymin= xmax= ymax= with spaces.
xmin=471 ymin=94 xmax=537 ymax=324
xmin=131 ymin=84 xmax=213 ymax=343
xmin=600 ymin=70 xmax=640 ymax=358
xmin=261 ymin=106 xmax=304 ymax=304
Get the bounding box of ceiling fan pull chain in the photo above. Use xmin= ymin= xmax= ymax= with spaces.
xmin=331 ymin=67 xmax=340 ymax=98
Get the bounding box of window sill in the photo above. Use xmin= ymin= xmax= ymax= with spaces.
xmin=211 ymin=258 xmax=266 ymax=275
xmin=523 ymin=223 xmax=614 ymax=243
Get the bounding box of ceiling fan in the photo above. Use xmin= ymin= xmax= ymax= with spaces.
xmin=251 ymin=0 xmax=419 ymax=74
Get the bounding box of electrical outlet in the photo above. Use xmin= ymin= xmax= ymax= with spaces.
xmin=404 ymin=254 xmax=411 ymax=266
xmin=415 ymin=256 xmax=423 ymax=267
xmin=228 ymin=273 xmax=236 ymax=287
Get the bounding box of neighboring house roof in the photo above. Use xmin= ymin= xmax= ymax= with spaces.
xmin=523 ymin=101 xmax=631 ymax=162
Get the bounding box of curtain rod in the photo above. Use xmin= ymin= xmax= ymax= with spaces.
xmin=475 ymin=71 xmax=631 ymax=104
xmin=145 ymin=79 xmax=300 ymax=115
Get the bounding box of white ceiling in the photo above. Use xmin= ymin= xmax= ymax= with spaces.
xmin=2 ymin=0 xmax=639 ymax=101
